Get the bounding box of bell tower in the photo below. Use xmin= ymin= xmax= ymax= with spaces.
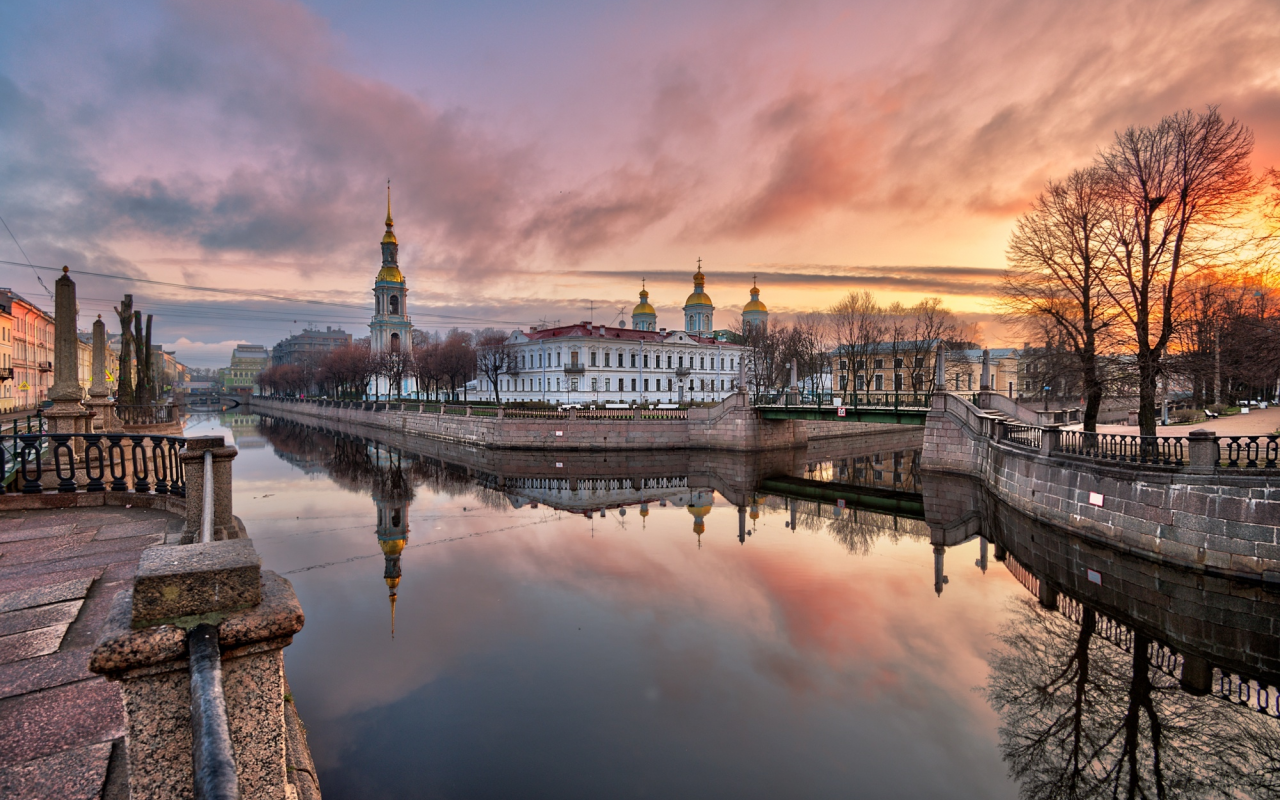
xmin=370 ymin=183 xmax=413 ymax=356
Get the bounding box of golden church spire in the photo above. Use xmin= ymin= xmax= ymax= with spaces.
xmin=382 ymin=181 xmax=397 ymax=245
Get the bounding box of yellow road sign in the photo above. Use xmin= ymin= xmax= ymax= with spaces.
xmin=106 ymin=369 xmax=115 ymax=382
xmin=18 ymin=381 xmax=29 ymax=391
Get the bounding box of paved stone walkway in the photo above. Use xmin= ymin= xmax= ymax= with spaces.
xmin=1094 ymin=406 xmax=1280 ymax=437
xmin=0 ymin=505 xmax=182 ymax=799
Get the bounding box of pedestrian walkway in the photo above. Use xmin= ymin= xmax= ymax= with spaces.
xmin=0 ymin=505 xmax=183 ymax=798
xmin=1093 ymin=406 xmax=1280 ymax=437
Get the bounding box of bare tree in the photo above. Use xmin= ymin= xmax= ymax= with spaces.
xmin=1002 ymin=168 xmax=1119 ymax=430
xmin=113 ymin=295 xmax=134 ymax=404
xmin=474 ymin=330 xmax=513 ymax=405
xmin=1100 ymin=107 xmax=1258 ymax=436
xmin=831 ymin=290 xmax=887 ymax=397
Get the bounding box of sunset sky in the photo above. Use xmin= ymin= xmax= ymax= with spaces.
xmin=2 ymin=0 xmax=1279 ymax=366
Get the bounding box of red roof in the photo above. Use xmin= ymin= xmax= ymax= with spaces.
xmin=519 ymin=324 xmax=722 ymax=345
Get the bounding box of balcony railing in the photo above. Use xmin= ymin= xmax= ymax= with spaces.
xmin=563 ymin=364 xmax=585 ymax=374
xmin=36 ymin=361 xmax=52 ymax=372
xmin=674 ymin=366 xmax=692 ymax=377
xmin=0 ymin=367 xmax=12 ymax=381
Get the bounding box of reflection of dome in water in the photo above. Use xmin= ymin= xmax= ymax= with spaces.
xmin=687 ymin=492 xmax=713 ymax=543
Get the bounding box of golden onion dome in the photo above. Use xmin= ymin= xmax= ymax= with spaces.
xmin=686 ymin=503 xmax=712 ymax=517
xmin=639 ymin=504 xmax=649 ymax=517
xmin=633 ymin=289 xmax=656 ymax=316
xmin=382 ymin=228 xmax=397 ymax=245
xmin=376 ymin=265 xmax=404 ymax=284
xmin=749 ymin=506 xmax=760 ymax=521
xmin=744 ymin=285 xmax=767 ymax=313
xmin=685 ymin=262 xmax=712 ymax=306
xmin=693 ymin=521 xmax=705 ymax=535
xmin=379 ymin=537 xmax=407 ymax=557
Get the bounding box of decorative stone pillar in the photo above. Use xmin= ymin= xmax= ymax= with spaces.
xmin=180 ymin=436 xmax=240 ymax=542
xmin=1179 ymin=654 xmax=1213 ymax=695
xmin=1040 ymin=423 xmax=1063 ymax=456
xmin=980 ymin=348 xmax=991 ymax=391
xmin=1188 ymin=429 xmax=1219 ymax=473
xmin=44 ymin=268 xmax=93 ymax=449
xmin=85 ymin=314 xmax=121 ymax=432
xmin=933 ymin=545 xmax=948 ymax=596
xmin=1037 ymin=581 xmax=1059 ymax=610
xmin=90 ymin=538 xmax=304 ymax=799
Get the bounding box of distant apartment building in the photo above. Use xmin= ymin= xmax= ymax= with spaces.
xmin=0 ymin=307 xmax=12 ymax=413
xmin=222 ymin=344 xmax=270 ymax=395
xmin=271 ymin=327 xmax=352 ymax=367
xmin=0 ymin=289 xmax=54 ymax=411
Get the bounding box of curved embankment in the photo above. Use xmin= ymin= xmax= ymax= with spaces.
xmin=245 ymin=394 xmax=915 ymax=452
xmin=922 ymin=392 xmax=1280 ymax=582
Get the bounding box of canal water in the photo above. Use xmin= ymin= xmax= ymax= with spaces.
xmin=186 ymin=413 xmax=1280 ymax=799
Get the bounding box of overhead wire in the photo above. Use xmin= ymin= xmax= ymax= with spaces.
xmin=0 ymin=217 xmax=53 ymax=300
xmin=0 ymin=258 xmax=535 ymax=325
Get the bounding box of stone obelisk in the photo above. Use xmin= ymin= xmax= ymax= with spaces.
xmin=44 ymin=267 xmax=93 ymax=446
xmin=85 ymin=314 xmax=120 ymax=432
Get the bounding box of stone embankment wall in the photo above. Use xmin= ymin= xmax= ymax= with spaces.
xmin=922 ymin=393 xmax=1280 ymax=582
xmin=246 ymin=395 xmax=907 ymax=452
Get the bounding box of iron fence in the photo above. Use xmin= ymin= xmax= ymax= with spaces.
xmin=1219 ymin=435 xmax=1280 ymax=469
xmin=1057 ymin=431 xmax=1186 ymax=467
xmin=116 ymin=404 xmax=177 ymax=426
xmin=1005 ymin=424 xmax=1042 ymax=450
xmin=0 ymin=432 xmax=186 ymax=495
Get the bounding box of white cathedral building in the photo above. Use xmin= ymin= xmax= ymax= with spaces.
xmin=471 ymin=265 xmax=769 ymax=405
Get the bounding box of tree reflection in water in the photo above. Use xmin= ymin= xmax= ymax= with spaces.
xmin=985 ymin=597 xmax=1280 ymax=799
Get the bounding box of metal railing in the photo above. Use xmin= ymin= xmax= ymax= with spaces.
xmin=1005 ymin=424 xmax=1042 ymax=450
xmin=1058 ymin=430 xmax=1186 ymax=467
xmin=0 ymin=432 xmax=186 ymax=495
xmin=1220 ymin=435 xmax=1280 ymax=469
xmin=756 ymin=390 xmax=933 ymax=410
xmin=187 ymin=623 xmax=239 ymax=799
xmin=117 ymin=404 xmax=177 ymax=426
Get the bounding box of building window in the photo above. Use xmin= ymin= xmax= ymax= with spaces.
xmin=632 ymin=379 xmax=637 ymax=391
xmin=632 ymin=353 xmax=638 ymax=368
xmin=556 ymin=352 xmax=561 ymax=367
xmin=667 ymin=379 xmax=672 ymax=392
xmin=605 ymin=378 xmax=611 ymax=391
xmin=700 ymin=357 xmax=705 ymax=369
xmin=590 ymin=351 xmax=597 ymax=367
xmin=894 ymin=373 xmax=903 ymax=391
xmin=643 ymin=379 xmax=648 ymax=391
xmin=604 ymin=352 xmax=611 ymax=367
xmin=840 ymin=359 xmax=848 ymax=371
xmin=678 ymin=356 xmax=684 ymax=368
xmin=667 ymin=355 xmax=672 ymax=369
xmin=874 ymin=358 xmax=884 ymax=369
xmin=915 ymin=356 xmax=925 ymax=368
xmin=840 ymin=375 xmax=848 ymax=390
xmin=874 ymin=374 xmax=883 ymax=391
xmin=389 ymin=295 xmax=399 ymax=315
xmin=591 ymin=378 xmax=598 ymax=391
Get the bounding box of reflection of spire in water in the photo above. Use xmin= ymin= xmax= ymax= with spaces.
xmin=686 ymin=490 xmax=713 ymax=547
xmin=639 ymin=502 xmax=648 ymax=529
xmin=372 ymin=443 xmax=412 ymax=639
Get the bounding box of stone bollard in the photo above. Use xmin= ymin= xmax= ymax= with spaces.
xmin=90 ymin=537 xmax=305 ymax=799
xmin=633 ymin=406 xmax=641 ymax=420
xmin=1188 ymin=429 xmax=1219 ymax=472
xmin=497 ymin=407 xmax=505 ymax=419
xmin=180 ymin=436 xmax=239 ymax=543
xmin=466 ymin=405 xmax=472 ymax=416
xmin=568 ymin=407 xmax=577 ymax=420
xmin=1040 ymin=423 xmax=1063 ymax=456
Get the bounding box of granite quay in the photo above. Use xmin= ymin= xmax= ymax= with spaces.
xmin=0 ymin=430 xmax=319 ymax=798
xmin=923 ymin=390 xmax=1280 ymax=582
xmin=245 ymin=392 xmax=916 ymax=452
xmin=0 ymin=261 xmax=318 ymax=798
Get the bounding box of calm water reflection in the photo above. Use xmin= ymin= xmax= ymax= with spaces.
xmin=185 ymin=412 xmax=1280 ymax=799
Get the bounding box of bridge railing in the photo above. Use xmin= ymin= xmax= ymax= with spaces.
xmin=756 ymin=390 xmax=933 ymax=410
